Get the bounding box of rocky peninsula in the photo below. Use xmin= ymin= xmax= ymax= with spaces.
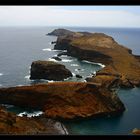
xmin=1 ymin=28 xmax=138 ymax=134
xmin=0 ymin=82 xmax=125 ymax=120
xmin=48 ymin=29 xmax=140 ymax=88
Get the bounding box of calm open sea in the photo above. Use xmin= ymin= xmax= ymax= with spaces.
xmin=0 ymin=26 xmax=140 ymax=134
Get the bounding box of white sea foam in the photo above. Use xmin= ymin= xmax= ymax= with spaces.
xmin=61 ymin=59 xmax=73 ymax=62
xmin=82 ymin=60 xmax=105 ymax=68
xmin=70 ymin=64 xmax=79 ymax=67
xmin=60 ymin=55 xmax=68 ymax=58
xmin=47 ymin=80 xmax=55 ymax=83
xmin=75 ymin=68 xmax=84 ymax=73
xmin=24 ymin=75 xmax=30 ymax=80
xmin=48 ymin=58 xmax=58 ymax=62
xmin=42 ymin=48 xmax=52 ymax=51
xmin=72 ymin=73 xmax=76 ymax=76
xmin=0 ymin=73 xmax=3 ymax=76
xmin=75 ymin=69 xmax=79 ymax=73
xmin=0 ymin=84 xmax=2 ymax=87
xmin=18 ymin=111 xmax=43 ymax=117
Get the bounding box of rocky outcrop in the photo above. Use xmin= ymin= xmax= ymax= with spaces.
xmin=0 ymin=106 xmax=67 ymax=135
xmin=47 ymin=29 xmax=76 ymax=37
xmin=30 ymin=60 xmax=72 ymax=81
xmin=51 ymin=56 xmax=62 ymax=61
xmin=0 ymin=82 xmax=125 ymax=120
xmin=132 ymin=128 xmax=140 ymax=135
xmin=48 ymin=29 xmax=140 ymax=88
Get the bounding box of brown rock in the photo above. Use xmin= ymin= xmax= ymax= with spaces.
xmin=49 ymin=29 xmax=140 ymax=88
xmin=132 ymin=128 xmax=140 ymax=135
xmin=30 ymin=60 xmax=72 ymax=81
xmin=0 ymin=82 xmax=125 ymax=120
xmin=0 ymin=106 xmax=67 ymax=135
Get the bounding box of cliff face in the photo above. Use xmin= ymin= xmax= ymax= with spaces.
xmin=0 ymin=106 xmax=67 ymax=135
xmin=0 ymin=82 xmax=125 ymax=120
xmin=30 ymin=60 xmax=72 ymax=81
xmin=48 ymin=29 xmax=140 ymax=88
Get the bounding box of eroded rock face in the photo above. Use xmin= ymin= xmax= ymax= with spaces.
xmin=30 ymin=60 xmax=72 ymax=81
xmin=48 ymin=29 xmax=140 ymax=88
xmin=0 ymin=106 xmax=67 ymax=135
xmin=0 ymin=82 xmax=125 ymax=120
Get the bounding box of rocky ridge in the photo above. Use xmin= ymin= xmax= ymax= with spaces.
xmin=48 ymin=29 xmax=140 ymax=88
xmin=0 ymin=82 xmax=125 ymax=120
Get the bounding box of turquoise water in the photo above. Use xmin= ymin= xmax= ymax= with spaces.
xmin=0 ymin=26 xmax=140 ymax=134
xmin=63 ymin=88 xmax=140 ymax=135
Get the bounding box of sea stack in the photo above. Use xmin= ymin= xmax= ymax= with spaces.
xmin=30 ymin=60 xmax=72 ymax=81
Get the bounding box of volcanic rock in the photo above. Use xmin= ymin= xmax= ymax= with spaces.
xmin=30 ymin=60 xmax=72 ymax=81
xmin=48 ymin=29 xmax=140 ymax=88
xmin=0 ymin=82 xmax=125 ymax=120
xmin=51 ymin=56 xmax=62 ymax=61
xmin=76 ymin=74 xmax=82 ymax=78
xmin=0 ymin=106 xmax=67 ymax=135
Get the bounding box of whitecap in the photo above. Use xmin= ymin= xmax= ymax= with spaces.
xmin=0 ymin=84 xmax=2 ymax=87
xmin=18 ymin=111 xmax=43 ymax=117
xmin=42 ymin=48 xmax=52 ymax=51
xmin=93 ymin=71 xmax=96 ymax=75
xmin=72 ymin=73 xmax=76 ymax=76
xmin=60 ymin=55 xmax=68 ymax=58
xmin=24 ymin=75 xmax=30 ymax=80
xmin=70 ymin=64 xmax=79 ymax=67
xmin=48 ymin=58 xmax=58 ymax=62
xmin=64 ymin=77 xmax=72 ymax=81
xmin=47 ymin=80 xmax=55 ymax=83
xmin=82 ymin=60 xmax=105 ymax=68
xmin=61 ymin=59 xmax=73 ymax=62
xmin=0 ymin=73 xmax=3 ymax=76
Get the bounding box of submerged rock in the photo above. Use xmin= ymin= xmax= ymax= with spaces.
xmin=51 ymin=56 xmax=62 ymax=61
xmin=48 ymin=29 xmax=140 ymax=88
xmin=30 ymin=60 xmax=72 ymax=81
xmin=0 ymin=106 xmax=67 ymax=135
xmin=0 ymin=82 xmax=125 ymax=120
xmin=76 ymin=74 xmax=82 ymax=78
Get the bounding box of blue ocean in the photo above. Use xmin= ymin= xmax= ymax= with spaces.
xmin=0 ymin=26 xmax=140 ymax=135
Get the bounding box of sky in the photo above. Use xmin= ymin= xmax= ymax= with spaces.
xmin=0 ymin=6 xmax=140 ymax=28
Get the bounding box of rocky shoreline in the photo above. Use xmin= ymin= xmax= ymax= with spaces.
xmin=0 ymin=28 xmax=139 ymax=134
xmin=48 ymin=28 xmax=140 ymax=88
xmin=0 ymin=106 xmax=68 ymax=135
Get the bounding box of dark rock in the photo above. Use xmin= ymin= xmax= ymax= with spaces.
xmin=51 ymin=41 xmax=56 ymax=44
xmin=0 ymin=82 xmax=125 ymax=120
xmin=57 ymin=52 xmax=68 ymax=57
xmin=76 ymin=74 xmax=82 ymax=78
xmin=51 ymin=57 xmax=62 ymax=61
xmin=30 ymin=60 xmax=72 ymax=81
xmin=47 ymin=29 xmax=76 ymax=37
